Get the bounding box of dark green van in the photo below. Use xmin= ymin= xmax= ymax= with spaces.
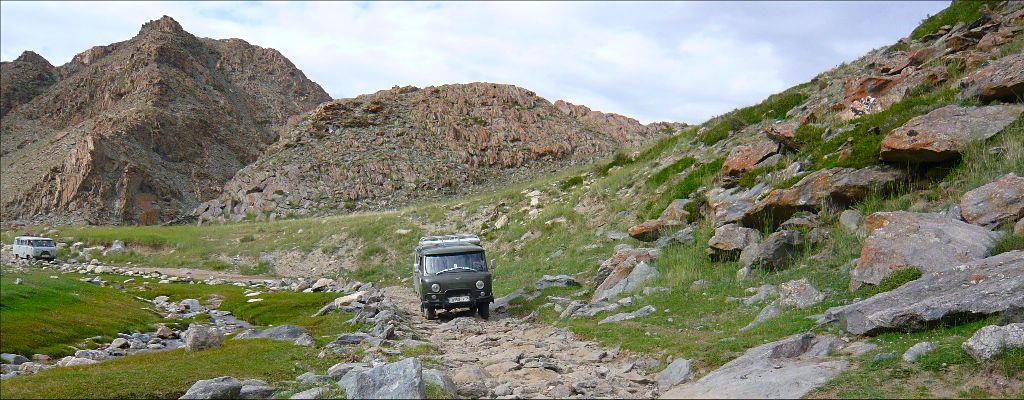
xmin=413 ymin=235 xmax=494 ymax=320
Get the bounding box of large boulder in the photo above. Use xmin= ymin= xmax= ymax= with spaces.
xmin=722 ymin=140 xmax=779 ymax=176
xmin=962 ymin=323 xmax=1024 ymax=361
xmin=743 ymin=166 xmax=907 ymax=229
xmin=879 ymin=104 xmax=1022 ymax=163
xmin=850 ymin=211 xmax=1002 ymax=290
xmin=234 ymin=325 xmax=315 ymax=347
xmin=776 ymin=279 xmax=825 ymax=309
xmin=180 ymin=376 xmax=243 ymax=399
xmin=738 ymin=230 xmax=803 ymax=271
xmin=826 ymin=251 xmax=1024 ymax=335
xmin=707 ymin=224 xmax=761 ymax=258
xmin=342 ymin=357 xmax=425 ymax=399
xmin=656 ymin=358 xmax=693 ymax=390
xmin=184 ymin=324 xmax=223 ymax=352
xmin=958 ymin=52 xmax=1024 ymax=102
xmin=960 ymin=173 xmax=1024 ymax=227
xmin=662 ymin=333 xmax=848 ymax=399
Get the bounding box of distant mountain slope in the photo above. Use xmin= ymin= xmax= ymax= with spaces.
xmin=195 ymin=83 xmax=670 ymax=222
xmin=0 ymin=16 xmax=331 ymax=225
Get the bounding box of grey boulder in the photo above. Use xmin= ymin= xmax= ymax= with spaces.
xmin=827 ymin=251 xmax=1024 ymax=335
xmin=342 ymin=357 xmax=425 ymax=399
xmin=657 ymin=358 xmax=693 ymax=389
xmin=959 ymin=173 xmax=1024 ymax=227
xmin=534 ymin=275 xmax=580 ymax=290
xmin=180 ymin=376 xmax=242 ymax=399
xmin=962 ymin=323 xmax=1024 ymax=361
xmin=902 ymin=341 xmax=936 ymax=362
xmin=184 ymin=324 xmax=224 ymax=352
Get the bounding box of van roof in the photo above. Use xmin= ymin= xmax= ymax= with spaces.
xmin=417 ymin=243 xmax=484 ymax=256
xmin=15 ymin=236 xmax=53 ymax=240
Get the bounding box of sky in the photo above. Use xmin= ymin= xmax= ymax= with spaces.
xmin=0 ymin=1 xmax=949 ymax=124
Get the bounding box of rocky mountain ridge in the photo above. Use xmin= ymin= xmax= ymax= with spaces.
xmin=195 ymin=83 xmax=670 ymax=223
xmin=1 ymin=16 xmax=331 ymax=225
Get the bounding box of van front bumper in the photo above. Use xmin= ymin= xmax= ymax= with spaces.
xmin=421 ymin=294 xmax=493 ymax=309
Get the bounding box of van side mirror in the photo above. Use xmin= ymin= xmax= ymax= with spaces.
xmin=489 ymin=259 xmax=496 ymax=270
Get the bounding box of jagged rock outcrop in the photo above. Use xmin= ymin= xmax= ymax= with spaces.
xmin=879 ymin=104 xmax=1022 ymax=163
xmin=958 ymin=52 xmax=1024 ymax=102
xmin=0 ymin=51 xmax=57 ymax=118
xmin=0 ymin=16 xmax=331 ymax=225
xmin=196 ymin=83 xmax=663 ymax=222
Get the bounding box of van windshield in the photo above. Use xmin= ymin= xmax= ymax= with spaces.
xmin=423 ymin=251 xmax=486 ymax=274
xmin=31 ymin=240 xmax=55 ymax=247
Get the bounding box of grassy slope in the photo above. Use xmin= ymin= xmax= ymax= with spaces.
xmin=0 ymin=272 xmax=159 ymax=357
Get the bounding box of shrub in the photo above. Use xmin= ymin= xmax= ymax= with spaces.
xmin=910 ymin=1 xmax=1000 ymax=41
xmin=646 ymin=157 xmax=697 ymax=188
xmin=697 ymin=89 xmax=809 ymax=145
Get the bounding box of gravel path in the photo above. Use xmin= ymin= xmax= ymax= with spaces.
xmin=383 ymin=286 xmax=658 ymax=399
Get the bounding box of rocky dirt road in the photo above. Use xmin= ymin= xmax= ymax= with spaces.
xmin=383 ymin=286 xmax=659 ymax=399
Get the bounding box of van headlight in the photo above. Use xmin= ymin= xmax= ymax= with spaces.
xmin=475 ymin=280 xmax=485 ymax=289
xmin=431 ymin=284 xmax=441 ymax=293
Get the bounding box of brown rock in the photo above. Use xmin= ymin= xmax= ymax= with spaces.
xmin=659 ymin=199 xmax=692 ymax=223
xmin=849 ymin=211 xmax=1002 ymax=290
xmin=592 ymin=245 xmax=659 ymax=291
xmin=743 ymin=166 xmax=907 ymax=229
xmin=764 ymin=121 xmax=800 ymax=149
xmin=960 ymin=173 xmax=1024 ymax=227
xmin=628 ymin=219 xmax=679 ymax=242
xmin=958 ymin=52 xmax=1024 ymax=102
xmin=722 ymin=140 xmax=779 ymax=176
xmin=880 ymin=104 xmax=1023 ymax=163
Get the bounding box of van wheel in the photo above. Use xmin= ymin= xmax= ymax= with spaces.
xmin=477 ymin=302 xmax=490 ymax=320
xmin=424 ymin=306 xmax=437 ymax=320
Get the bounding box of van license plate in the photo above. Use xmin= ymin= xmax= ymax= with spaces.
xmin=448 ymin=296 xmax=470 ymax=303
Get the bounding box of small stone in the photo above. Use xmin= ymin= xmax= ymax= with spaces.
xmin=902 ymin=341 xmax=937 ymax=362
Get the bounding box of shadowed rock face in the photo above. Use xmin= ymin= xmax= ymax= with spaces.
xmin=195 ymin=83 xmax=664 ymax=223
xmin=0 ymin=51 xmax=57 ymax=118
xmin=0 ymin=16 xmax=331 ymax=225
xmin=850 ymin=211 xmax=1002 ymax=290
xmin=828 ymin=251 xmax=1024 ymax=336
xmin=879 ymin=104 xmax=1023 ymax=163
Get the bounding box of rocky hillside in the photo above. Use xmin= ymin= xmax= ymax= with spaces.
xmin=195 ymin=83 xmax=669 ymax=223
xmin=0 ymin=16 xmax=330 ymax=225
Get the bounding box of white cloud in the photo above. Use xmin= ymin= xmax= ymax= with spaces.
xmin=0 ymin=1 xmax=948 ymax=123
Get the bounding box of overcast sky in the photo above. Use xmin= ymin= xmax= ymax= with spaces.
xmin=0 ymin=1 xmax=948 ymax=123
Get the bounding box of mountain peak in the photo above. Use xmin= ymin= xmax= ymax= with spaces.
xmin=14 ymin=50 xmax=52 ymax=67
xmin=139 ymin=15 xmax=185 ymax=35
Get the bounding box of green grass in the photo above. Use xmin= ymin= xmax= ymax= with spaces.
xmin=0 ymin=339 xmax=333 ymax=399
xmin=646 ymin=157 xmax=697 ymax=188
xmin=643 ymin=157 xmax=725 ymax=219
xmin=0 ymin=272 xmax=160 ymax=357
xmin=909 ymin=0 xmax=1001 ymax=40
xmin=697 ymin=88 xmax=809 ymax=145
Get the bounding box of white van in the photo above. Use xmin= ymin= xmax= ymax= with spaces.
xmin=12 ymin=236 xmax=57 ymax=260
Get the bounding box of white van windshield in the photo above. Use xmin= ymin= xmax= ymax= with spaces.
xmin=31 ymin=239 xmax=55 ymax=247
xmin=423 ymin=251 xmax=486 ymax=274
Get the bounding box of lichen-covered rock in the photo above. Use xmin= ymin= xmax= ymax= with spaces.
xmin=743 ymin=166 xmax=907 ymax=229
xmin=764 ymin=121 xmax=801 ymax=149
xmin=627 ymin=219 xmax=680 ymax=242
xmin=850 ymin=211 xmax=1002 ymax=290
xmin=958 ymin=52 xmax=1024 ymax=102
xmin=659 ymin=199 xmax=692 ymax=222
xmin=826 ymin=251 xmax=1024 ymax=335
xmin=707 ymin=184 xmax=769 ymax=227
xmin=180 ymin=376 xmax=243 ymax=399
xmin=879 ymin=104 xmax=1023 ymax=163
xmin=722 ymin=140 xmax=779 ymax=176
xmin=184 ymin=324 xmax=224 ymax=352
xmin=959 ymin=173 xmax=1024 ymax=227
